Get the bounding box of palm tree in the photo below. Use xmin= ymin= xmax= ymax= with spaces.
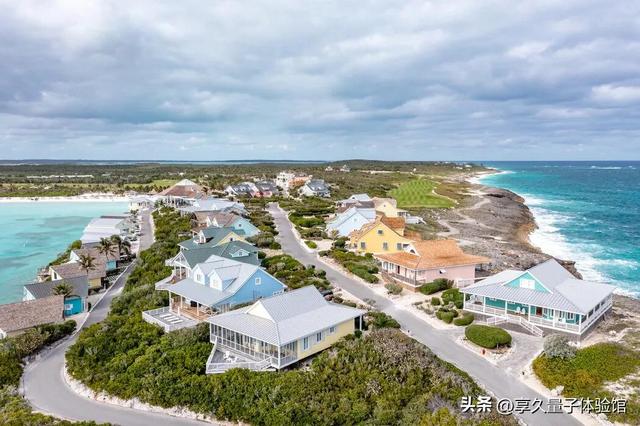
xmin=52 ymin=281 xmax=73 ymax=297
xmin=98 ymin=237 xmax=117 ymax=259
xmin=110 ymin=235 xmax=131 ymax=258
xmin=77 ymin=253 xmax=96 ymax=276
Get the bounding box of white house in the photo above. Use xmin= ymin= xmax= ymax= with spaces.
xmin=326 ymin=207 xmax=376 ymax=237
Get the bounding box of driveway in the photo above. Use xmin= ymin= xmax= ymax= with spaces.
xmin=23 ymin=210 xmax=206 ymax=426
xmin=268 ymin=203 xmax=581 ymax=426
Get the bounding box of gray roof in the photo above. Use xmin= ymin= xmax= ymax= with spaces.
xmin=207 ymin=286 xmax=366 ymax=346
xmin=173 ymin=241 xmax=260 ymax=267
xmin=0 ymin=296 xmax=64 ymax=333
xmin=24 ymin=276 xmax=89 ymax=299
xmin=167 ymin=278 xmax=230 ymax=306
xmin=255 ymin=180 xmax=277 ymax=192
xmin=327 ymin=207 xmax=376 ymax=229
xmin=179 ymin=197 xmax=245 ymax=214
xmin=178 ymin=227 xmax=245 ymax=250
xmin=350 ymin=194 xmax=371 ymax=202
xmin=463 ymin=259 xmax=615 ymax=314
xmin=305 ymin=179 xmax=329 ymax=192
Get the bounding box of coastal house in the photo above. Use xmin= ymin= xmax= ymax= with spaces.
xmin=299 ymin=179 xmax=330 ymax=198
xmin=80 ymin=216 xmax=131 ymax=244
xmin=225 ymin=182 xmax=259 ymax=197
xmin=348 ymin=217 xmax=412 ymax=255
xmin=205 ymin=286 xmax=366 ymax=373
xmin=70 ymin=246 xmax=120 ymax=272
xmin=128 ymin=195 xmax=160 ymax=211
xmin=254 ymin=180 xmax=278 ymax=197
xmin=143 ymin=256 xmax=287 ymax=332
xmin=276 ymin=171 xmax=311 ymax=191
xmin=203 ymin=212 xmax=260 ymax=237
xmin=325 ymin=165 xmax=334 ymax=172
xmin=340 ymin=164 xmax=351 ymax=173
xmin=375 ymin=240 xmax=490 ymax=291
xmin=167 ymin=241 xmax=262 ymax=270
xmin=336 ymin=194 xmax=374 ymax=212
xmin=326 ymin=207 xmax=377 ymax=237
xmin=0 ymin=296 xmax=64 ymax=339
xmin=178 ymin=197 xmax=246 ymax=216
xmin=461 ymin=259 xmax=615 ymax=336
xmin=49 ymin=261 xmax=105 ymax=291
xmin=371 ymin=197 xmax=425 ymax=224
xmin=179 ymin=227 xmax=247 ymax=250
xmin=160 ymin=179 xmax=205 ymax=206
xmin=23 ymin=276 xmax=89 ymax=316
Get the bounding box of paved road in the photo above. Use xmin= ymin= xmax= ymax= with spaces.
xmin=268 ymin=203 xmax=582 ymax=426
xmin=23 ymin=210 xmax=205 ymax=426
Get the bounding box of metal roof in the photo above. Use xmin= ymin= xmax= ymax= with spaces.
xmin=462 ymin=259 xmax=616 ymax=314
xmin=327 ymin=207 xmax=376 ymax=229
xmin=174 ymin=242 xmax=260 ymax=267
xmin=208 ymin=286 xmax=365 ymax=346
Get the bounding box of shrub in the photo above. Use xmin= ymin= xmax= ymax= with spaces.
xmin=453 ymin=313 xmax=474 ymax=326
xmin=543 ymin=334 xmax=577 ymax=359
xmin=385 ymin=283 xmax=403 ymax=295
xmin=366 ymin=312 xmax=401 ymax=329
xmin=305 ymin=240 xmax=318 ymax=249
xmin=269 ymin=241 xmax=282 ymax=249
xmin=419 ymin=278 xmax=453 ymax=295
xmin=441 ymin=288 xmax=463 ymax=308
xmin=333 ymin=238 xmax=347 ymax=248
xmin=438 ymin=311 xmax=455 ymax=324
xmin=465 ymin=325 xmax=512 ymax=349
xmin=431 ymin=297 xmax=441 ymax=306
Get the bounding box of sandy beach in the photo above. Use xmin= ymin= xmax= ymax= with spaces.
xmin=0 ymin=193 xmax=131 ymax=203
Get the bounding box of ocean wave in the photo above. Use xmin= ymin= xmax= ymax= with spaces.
xmin=589 ymin=166 xmax=622 ymax=170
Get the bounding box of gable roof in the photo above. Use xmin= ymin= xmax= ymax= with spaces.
xmin=200 ymin=226 xmax=244 ymax=241
xmin=305 ymin=179 xmax=329 ymax=192
xmin=175 ymin=241 xmax=260 ymax=267
xmin=372 ymin=197 xmax=398 ymax=209
xmin=160 ymin=179 xmax=203 ymax=197
xmin=462 ymin=259 xmax=615 ymax=314
xmin=24 ymin=276 xmax=89 ymax=299
xmin=179 ymin=197 xmax=245 ymax=214
xmin=207 ymin=212 xmax=241 ymax=228
xmin=0 ymin=296 xmax=64 ymax=334
xmin=207 ymin=286 xmax=365 ymax=346
xmin=72 ymin=246 xmax=120 ymax=263
xmin=50 ymin=261 xmax=106 ymax=280
xmin=327 ymin=207 xmax=376 ymax=228
xmin=375 ymin=239 xmax=490 ymax=270
xmin=379 ymin=215 xmax=406 ymax=232
xmin=350 ymin=193 xmax=371 ymax=202
xmin=348 ymin=217 xmax=408 ymax=242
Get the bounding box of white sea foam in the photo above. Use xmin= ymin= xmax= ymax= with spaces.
xmin=524 ymin=196 xmax=609 ymax=283
xmin=589 ymin=166 xmax=622 ymax=170
xmin=467 ymin=170 xmax=512 ymax=185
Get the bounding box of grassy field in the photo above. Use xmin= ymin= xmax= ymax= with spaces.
xmin=388 ymin=179 xmax=455 ymax=208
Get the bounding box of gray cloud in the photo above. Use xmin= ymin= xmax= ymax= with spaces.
xmin=0 ymin=0 xmax=639 ymax=160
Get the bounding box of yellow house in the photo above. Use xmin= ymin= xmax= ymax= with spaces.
xmin=348 ymin=217 xmax=412 ymax=254
xmin=372 ymin=197 xmax=407 ymax=218
xmin=179 ymin=227 xmax=246 ymax=250
xmin=206 ymin=286 xmax=365 ymax=373
xmin=49 ymin=263 xmax=105 ymax=291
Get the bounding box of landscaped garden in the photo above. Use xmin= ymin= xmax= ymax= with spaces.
xmin=464 ymin=325 xmax=512 ymax=349
xmin=388 ymin=178 xmax=455 ymax=209
xmin=320 ymin=238 xmax=379 ymax=283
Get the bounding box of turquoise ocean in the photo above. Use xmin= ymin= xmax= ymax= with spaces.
xmin=479 ymin=161 xmax=640 ymax=298
xmin=0 ymin=202 xmax=129 ymax=304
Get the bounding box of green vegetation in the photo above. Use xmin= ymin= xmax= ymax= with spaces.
xmin=48 ymin=240 xmax=82 ymax=267
xmin=261 ymin=255 xmax=331 ymax=290
xmin=465 ymin=325 xmax=512 ymax=349
xmin=0 ymin=320 xmax=103 ymax=425
xmin=419 ymin=278 xmax=452 ymax=295
xmin=542 ymin=334 xmax=576 ymax=359
xmin=64 ymin=207 xmax=513 ymax=425
xmin=304 ymin=240 xmax=318 ymax=249
xmin=442 ymin=288 xmax=464 ymax=309
xmin=384 ymin=283 xmax=403 ymax=295
xmin=388 ymin=178 xmax=455 ymax=209
xmin=430 ymin=297 xmax=441 ymax=306
xmin=322 ymin=241 xmax=379 ymax=283
xmin=436 ymin=308 xmax=458 ymax=324
xmin=453 ymin=313 xmax=475 ymax=326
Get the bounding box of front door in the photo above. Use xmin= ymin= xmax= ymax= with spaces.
xmin=536 ymin=307 xmax=542 ymax=316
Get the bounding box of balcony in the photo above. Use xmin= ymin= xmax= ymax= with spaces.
xmin=142 ymin=306 xmax=199 ymax=332
xmin=206 ymin=338 xmax=274 ymax=374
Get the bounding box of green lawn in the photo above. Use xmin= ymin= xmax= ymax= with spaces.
xmin=388 ymin=179 xmax=455 ymax=208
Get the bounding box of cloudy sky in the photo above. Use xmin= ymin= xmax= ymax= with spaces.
xmin=1 ymin=0 xmax=639 ymax=161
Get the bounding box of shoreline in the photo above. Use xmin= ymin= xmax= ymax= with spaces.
xmin=0 ymin=194 xmax=131 ymax=203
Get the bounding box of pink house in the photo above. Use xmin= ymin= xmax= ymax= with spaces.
xmin=375 ymin=240 xmax=490 ymax=291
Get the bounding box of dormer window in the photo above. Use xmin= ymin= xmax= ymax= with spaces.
xmin=521 ymin=279 xmax=535 ymax=290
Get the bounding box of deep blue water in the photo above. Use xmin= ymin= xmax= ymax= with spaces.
xmin=0 ymin=202 xmax=128 ymax=304
xmin=478 ymin=161 xmax=640 ymax=297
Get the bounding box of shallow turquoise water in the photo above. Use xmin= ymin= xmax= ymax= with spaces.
xmin=0 ymin=202 xmax=129 ymax=304
xmin=481 ymin=162 xmax=640 ymax=297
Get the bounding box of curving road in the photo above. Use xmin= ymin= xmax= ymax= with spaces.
xmin=268 ymin=203 xmax=581 ymax=426
xmin=23 ymin=210 xmax=206 ymax=426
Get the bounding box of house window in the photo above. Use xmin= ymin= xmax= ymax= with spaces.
xmin=382 ymin=242 xmax=389 ymax=251
xmin=377 ymin=229 xmax=383 ymax=235
xmin=255 ymin=277 xmax=262 ymax=285
xmin=567 ymin=312 xmax=574 ymax=321
xmin=520 ymin=279 xmax=535 ymax=289
xmin=396 ymin=243 xmax=402 ymax=250
xmin=303 ymin=337 xmax=309 ymax=350
xmin=360 ymin=242 xmax=366 ymax=249
xmin=316 ymin=332 xmax=323 ymax=342
xmin=64 ymin=303 xmax=73 ymax=310
xmin=329 ymin=326 xmax=336 ymax=334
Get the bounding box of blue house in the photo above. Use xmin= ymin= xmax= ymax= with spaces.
xmin=204 ymin=212 xmax=260 ymax=238
xmin=462 ymin=259 xmax=615 ymax=336
xmin=143 ymin=255 xmax=286 ymax=332
xmin=23 ymin=276 xmax=89 ymax=317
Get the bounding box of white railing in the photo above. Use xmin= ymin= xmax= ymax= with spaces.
xmin=517 ymin=317 xmax=543 ymax=337
xmin=154 ymin=275 xmax=173 ymax=290
xmin=486 ymin=316 xmax=507 ymax=326
xmin=464 ymin=303 xmax=506 ymax=317
xmin=455 ymin=278 xmax=475 ymax=288
xmin=141 ymin=306 xmax=198 ymax=332
xmin=206 ymin=356 xmax=272 ymax=374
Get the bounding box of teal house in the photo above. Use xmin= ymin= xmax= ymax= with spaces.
xmin=23 ymin=276 xmax=89 ymax=317
xmin=462 ymin=259 xmax=615 ymax=336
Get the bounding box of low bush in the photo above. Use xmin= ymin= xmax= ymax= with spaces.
xmin=269 ymin=241 xmax=281 ymax=249
xmin=366 ymin=312 xmax=401 ymax=329
xmin=305 ymin=240 xmax=318 ymax=249
xmin=431 ymin=297 xmax=441 ymax=306
xmin=543 ymin=334 xmax=577 ymax=359
xmin=385 ymin=283 xmax=403 ymax=295
xmin=442 ymin=288 xmax=464 ymax=309
xmin=438 ymin=311 xmax=455 ymax=324
xmin=453 ymin=313 xmax=474 ymax=326
xmin=419 ymin=278 xmax=453 ymax=295
xmin=465 ymin=325 xmax=512 ymax=349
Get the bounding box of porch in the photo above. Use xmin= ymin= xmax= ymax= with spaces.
xmin=142 ymin=306 xmax=199 ymax=332
xmin=206 ymin=337 xmax=274 ymax=374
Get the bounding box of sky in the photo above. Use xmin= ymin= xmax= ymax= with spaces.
xmin=1 ymin=0 xmax=640 ymax=161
